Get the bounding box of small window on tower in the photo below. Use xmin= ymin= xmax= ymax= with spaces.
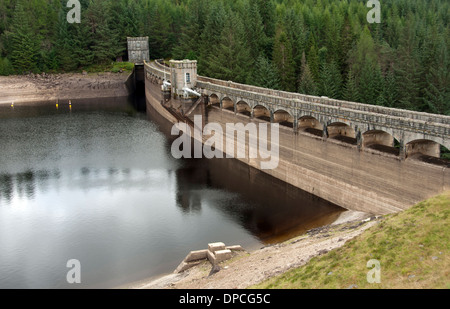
xmin=186 ymin=73 xmax=191 ymax=84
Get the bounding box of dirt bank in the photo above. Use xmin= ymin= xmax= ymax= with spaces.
xmin=125 ymin=210 xmax=377 ymax=289
xmin=0 ymin=72 xmax=132 ymax=105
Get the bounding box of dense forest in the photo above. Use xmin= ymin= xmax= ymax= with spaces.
xmin=0 ymin=0 xmax=449 ymax=115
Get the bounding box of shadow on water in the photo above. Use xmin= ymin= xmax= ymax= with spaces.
xmin=146 ymin=104 xmax=345 ymax=245
xmin=174 ymin=158 xmax=345 ymax=244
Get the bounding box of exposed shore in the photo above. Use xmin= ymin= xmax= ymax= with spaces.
xmin=123 ymin=210 xmax=376 ymax=289
xmin=0 ymin=72 xmax=132 ymax=105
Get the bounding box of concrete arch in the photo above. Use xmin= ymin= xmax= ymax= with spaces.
xmin=236 ymin=101 xmax=252 ymax=117
xmin=403 ymin=135 xmax=450 ymax=151
xmin=252 ymin=102 xmax=272 ymax=114
xmin=327 ymin=122 xmax=357 ymax=145
xmin=273 ymin=110 xmax=294 ymax=128
xmin=405 ymin=139 xmax=442 ymax=159
xmin=221 ymin=96 xmax=235 ymax=111
xmin=298 ymin=115 xmax=324 ymax=137
xmin=253 ymin=105 xmax=271 ymax=122
xmin=272 ymin=107 xmax=294 ymax=118
xmin=362 ymin=130 xmax=400 ymax=156
xmin=209 ymin=94 xmax=220 ymax=107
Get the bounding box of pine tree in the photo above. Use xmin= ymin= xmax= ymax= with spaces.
xmin=379 ymin=69 xmax=398 ymax=107
xmin=8 ymin=0 xmax=40 ymax=73
xmin=251 ymin=0 xmax=276 ymax=57
xmin=306 ymin=40 xmax=320 ymax=84
xmin=343 ymin=69 xmax=360 ymax=103
xmin=172 ymin=0 xmax=209 ymax=60
xmin=86 ymin=0 xmax=119 ymax=64
xmin=319 ymin=61 xmax=342 ymax=99
xmin=242 ymin=1 xmax=266 ymax=64
xmin=0 ymin=57 xmax=14 ymax=75
xmin=423 ymin=40 xmax=450 ymax=115
xmin=282 ymin=9 xmax=306 ymax=78
xmin=199 ymin=2 xmax=226 ymax=76
xmin=71 ymin=16 xmax=94 ymax=68
xmin=298 ymin=52 xmax=318 ymax=96
xmin=394 ymin=21 xmax=423 ymax=111
xmin=207 ymin=13 xmax=251 ymax=84
xmin=251 ymin=55 xmax=280 ymax=89
xmin=273 ymin=28 xmax=296 ymax=92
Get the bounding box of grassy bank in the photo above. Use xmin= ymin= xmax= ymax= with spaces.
xmin=79 ymin=62 xmax=135 ymax=74
xmin=254 ymin=191 xmax=450 ymax=289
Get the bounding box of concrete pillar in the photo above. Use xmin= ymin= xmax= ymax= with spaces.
xmin=356 ymin=128 xmax=363 ymax=150
xmin=399 ymin=140 xmax=406 ymax=160
xmin=293 ymin=118 xmax=299 ymax=134
xmin=323 ymin=125 xmax=329 ymax=140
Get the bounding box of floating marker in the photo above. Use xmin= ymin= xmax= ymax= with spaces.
xmin=11 ymin=102 xmax=14 ymax=108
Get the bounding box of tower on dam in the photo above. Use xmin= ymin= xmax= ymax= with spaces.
xmin=169 ymin=60 xmax=198 ymax=99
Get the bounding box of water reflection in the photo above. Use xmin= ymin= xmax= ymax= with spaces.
xmin=173 ymin=158 xmax=343 ymax=244
xmin=0 ymin=169 xmax=62 ymax=204
xmin=0 ymin=100 xmax=343 ymax=288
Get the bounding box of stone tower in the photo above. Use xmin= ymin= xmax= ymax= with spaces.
xmin=169 ymin=60 xmax=198 ymax=98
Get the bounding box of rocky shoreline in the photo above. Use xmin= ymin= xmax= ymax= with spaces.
xmin=123 ymin=210 xmax=377 ymax=289
xmin=0 ymin=72 xmax=132 ymax=105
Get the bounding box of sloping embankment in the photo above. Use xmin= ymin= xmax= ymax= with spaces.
xmin=0 ymin=72 xmax=132 ymax=105
xmin=255 ymin=191 xmax=450 ymax=289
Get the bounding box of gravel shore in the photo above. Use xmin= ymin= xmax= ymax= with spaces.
xmin=124 ymin=210 xmax=376 ymax=289
xmin=0 ymin=72 xmax=132 ymax=105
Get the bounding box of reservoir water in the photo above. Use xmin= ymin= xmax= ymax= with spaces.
xmin=0 ymin=99 xmax=343 ymax=289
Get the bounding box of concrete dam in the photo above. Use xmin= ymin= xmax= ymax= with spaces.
xmin=142 ymin=59 xmax=449 ymax=215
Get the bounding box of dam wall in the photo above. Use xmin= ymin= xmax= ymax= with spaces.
xmin=145 ymin=71 xmax=449 ymax=215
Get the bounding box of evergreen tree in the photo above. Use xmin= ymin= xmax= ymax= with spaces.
xmin=423 ymin=40 xmax=450 ymax=115
xmin=343 ymin=69 xmax=360 ymax=103
xmin=55 ymin=9 xmax=76 ymax=71
xmin=207 ymin=13 xmax=251 ymax=84
xmin=242 ymin=1 xmax=266 ymax=62
xmin=273 ymin=29 xmax=296 ymax=92
xmin=8 ymin=0 xmax=40 ymax=73
xmin=0 ymin=57 xmax=14 ymax=75
xmin=172 ymin=0 xmax=209 ymax=60
xmin=379 ymin=69 xmax=398 ymax=107
xmin=319 ymin=61 xmax=342 ymax=99
xmin=251 ymin=54 xmax=280 ymax=89
xmin=298 ymin=52 xmax=318 ymax=96
xmin=251 ymin=0 xmax=276 ymax=57
xmin=306 ymin=38 xmax=320 ymax=84
xmin=199 ymin=2 xmax=226 ymax=76
xmin=85 ymin=1 xmax=119 ymax=64
xmin=394 ymin=21 xmax=422 ymax=111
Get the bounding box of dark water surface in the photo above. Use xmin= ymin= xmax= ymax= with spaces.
xmin=0 ymin=99 xmax=343 ymax=289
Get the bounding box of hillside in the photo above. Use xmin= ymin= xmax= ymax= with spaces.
xmin=255 ymin=191 xmax=450 ymax=289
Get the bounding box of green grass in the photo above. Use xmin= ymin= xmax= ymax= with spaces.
xmin=79 ymin=62 xmax=135 ymax=74
xmin=110 ymin=62 xmax=135 ymax=73
xmin=253 ymin=191 xmax=450 ymax=289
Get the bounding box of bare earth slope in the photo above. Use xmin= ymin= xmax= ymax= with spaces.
xmin=0 ymin=72 xmax=131 ymax=104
